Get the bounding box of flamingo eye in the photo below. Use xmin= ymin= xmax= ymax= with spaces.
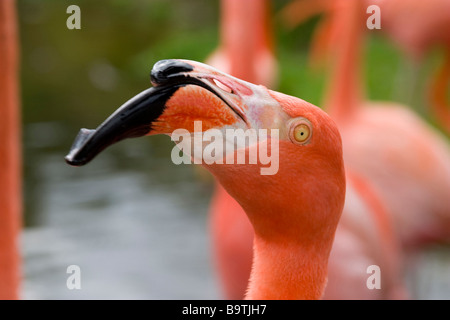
xmin=289 ymin=119 xmax=312 ymax=145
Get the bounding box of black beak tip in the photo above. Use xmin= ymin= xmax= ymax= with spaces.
xmin=64 ymin=154 xmax=88 ymax=167
xmin=65 ymin=158 xmax=80 ymax=166
xmin=150 ymin=59 xmax=194 ymax=85
xmin=64 ymin=128 xmax=97 ymax=167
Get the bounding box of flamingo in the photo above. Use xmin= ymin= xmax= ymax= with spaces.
xmin=66 ymin=59 xmax=346 ymax=299
xmin=280 ymin=0 xmax=450 ymax=63
xmin=374 ymin=0 xmax=450 ymax=135
xmin=206 ymin=0 xmax=277 ymax=89
xmin=0 ymin=0 xmax=21 ymax=300
xmin=207 ymin=0 xmax=405 ymax=300
xmin=65 ymin=59 xmax=407 ymax=299
xmin=281 ymin=0 xmax=450 ymax=250
xmin=374 ymin=0 xmax=450 ymax=61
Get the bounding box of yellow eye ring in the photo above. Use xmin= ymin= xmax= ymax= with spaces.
xmin=289 ymin=119 xmax=312 ymax=145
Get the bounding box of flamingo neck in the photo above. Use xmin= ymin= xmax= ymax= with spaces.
xmin=325 ymin=0 xmax=365 ymax=121
xmin=208 ymin=140 xmax=345 ymax=300
xmin=0 ymin=0 xmax=21 ymax=300
xmin=245 ymin=234 xmax=330 ymax=300
xmin=213 ymin=168 xmax=340 ymax=300
xmin=236 ymin=167 xmax=339 ymax=300
xmin=220 ymin=0 xmax=273 ymax=82
xmin=429 ymin=48 xmax=450 ymax=133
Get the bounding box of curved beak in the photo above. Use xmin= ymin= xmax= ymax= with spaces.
xmin=65 ymin=59 xmax=286 ymax=166
xmin=65 ymin=85 xmax=182 ymax=166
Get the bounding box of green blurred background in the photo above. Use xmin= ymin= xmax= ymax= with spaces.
xmin=17 ymin=0 xmax=450 ymax=299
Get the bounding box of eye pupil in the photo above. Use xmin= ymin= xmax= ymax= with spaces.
xmin=292 ymin=123 xmax=311 ymax=143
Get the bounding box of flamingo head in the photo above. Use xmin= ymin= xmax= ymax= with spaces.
xmin=65 ymin=59 xmax=345 ymax=241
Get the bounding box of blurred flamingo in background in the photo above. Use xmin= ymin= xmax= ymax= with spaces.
xmin=283 ymin=0 xmax=450 ymax=133
xmin=0 ymin=0 xmax=21 ymax=300
xmin=374 ymin=0 xmax=450 ymax=135
xmin=283 ymin=0 xmax=450 ymax=131
xmin=280 ymin=0 xmax=450 ymax=250
xmin=376 ymin=0 xmax=450 ymax=61
xmin=366 ymin=0 xmax=450 ymax=133
xmin=206 ymin=0 xmax=406 ymax=300
xmin=429 ymin=49 xmax=450 ymax=133
xmin=206 ymin=0 xmax=278 ymax=88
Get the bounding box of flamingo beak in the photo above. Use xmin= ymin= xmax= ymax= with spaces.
xmin=65 ymin=59 xmax=256 ymax=166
